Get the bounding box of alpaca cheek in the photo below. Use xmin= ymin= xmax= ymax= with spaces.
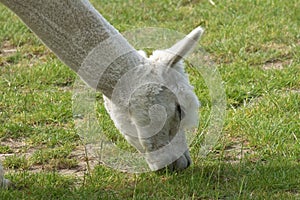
xmin=139 ymin=138 xmax=155 ymax=152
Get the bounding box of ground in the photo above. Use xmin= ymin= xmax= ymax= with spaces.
xmin=0 ymin=0 xmax=299 ymax=199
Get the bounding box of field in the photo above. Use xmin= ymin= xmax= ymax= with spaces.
xmin=0 ymin=0 xmax=299 ymax=199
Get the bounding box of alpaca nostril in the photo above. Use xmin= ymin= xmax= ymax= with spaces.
xmin=186 ymin=158 xmax=191 ymax=168
xmin=184 ymin=151 xmax=192 ymax=168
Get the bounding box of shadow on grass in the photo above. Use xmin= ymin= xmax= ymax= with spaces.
xmin=132 ymin=160 xmax=300 ymax=199
xmin=0 ymin=160 xmax=299 ymax=199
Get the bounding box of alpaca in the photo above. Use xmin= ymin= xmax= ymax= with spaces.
xmin=0 ymin=0 xmax=202 ymax=188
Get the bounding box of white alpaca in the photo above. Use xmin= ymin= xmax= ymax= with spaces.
xmin=103 ymin=28 xmax=202 ymax=170
xmin=0 ymin=0 xmax=202 ymax=187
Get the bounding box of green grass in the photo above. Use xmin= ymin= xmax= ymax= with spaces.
xmin=0 ymin=0 xmax=299 ymax=199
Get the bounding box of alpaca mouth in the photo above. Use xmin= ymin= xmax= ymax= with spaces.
xmin=167 ymin=150 xmax=191 ymax=171
xmin=154 ymin=150 xmax=191 ymax=173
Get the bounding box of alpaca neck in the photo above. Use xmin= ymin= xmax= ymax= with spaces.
xmin=1 ymin=0 xmax=143 ymax=98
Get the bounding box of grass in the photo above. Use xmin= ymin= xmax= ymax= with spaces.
xmin=0 ymin=0 xmax=299 ymax=199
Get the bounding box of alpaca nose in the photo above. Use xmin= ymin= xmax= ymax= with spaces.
xmin=168 ymin=150 xmax=192 ymax=171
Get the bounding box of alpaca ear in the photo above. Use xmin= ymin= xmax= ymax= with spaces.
xmin=167 ymin=27 xmax=204 ymax=66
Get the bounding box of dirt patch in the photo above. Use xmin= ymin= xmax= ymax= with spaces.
xmin=0 ymin=41 xmax=18 ymax=66
xmin=0 ymin=41 xmax=17 ymax=57
xmin=290 ymin=89 xmax=300 ymax=94
xmin=262 ymin=59 xmax=292 ymax=70
xmin=223 ymin=138 xmax=257 ymax=163
xmin=0 ymin=139 xmax=98 ymax=178
xmin=261 ymin=42 xmax=293 ymax=70
xmin=0 ymin=40 xmax=53 ymax=68
xmin=224 ymin=143 xmax=253 ymax=163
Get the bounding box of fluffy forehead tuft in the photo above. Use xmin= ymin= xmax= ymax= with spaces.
xmin=138 ymin=49 xmax=186 ymax=77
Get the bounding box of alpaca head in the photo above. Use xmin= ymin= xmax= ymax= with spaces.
xmin=105 ymin=27 xmax=203 ymax=171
